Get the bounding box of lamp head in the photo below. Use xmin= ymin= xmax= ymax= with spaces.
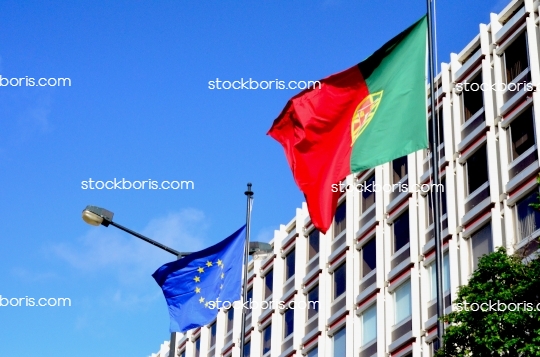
xmin=82 ymin=205 xmax=114 ymax=227
xmin=248 ymin=242 xmax=273 ymax=255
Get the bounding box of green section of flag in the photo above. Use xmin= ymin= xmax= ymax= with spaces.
xmin=351 ymin=16 xmax=428 ymax=172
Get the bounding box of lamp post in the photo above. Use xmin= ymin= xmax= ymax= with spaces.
xmin=81 ymin=203 xmax=272 ymax=357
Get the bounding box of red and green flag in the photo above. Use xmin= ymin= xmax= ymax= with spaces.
xmin=268 ymin=16 xmax=428 ymax=234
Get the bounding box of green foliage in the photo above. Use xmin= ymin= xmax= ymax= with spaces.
xmin=529 ymin=174 xmax=540 ymax=210
xmin=436 ymin=247 xmax=540 ymax=356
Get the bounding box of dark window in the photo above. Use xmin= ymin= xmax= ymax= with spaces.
xmin=471 ymin=223 xmax=493 ymax=270
xmin=428 ymin=107 xmax=444 ymax=150
xmin=427 ymin=179 xmax=447 ymax=227
xmin=308 ymin=229 xmax=320 ymax=260
xmin=262 ymin=324 xmax=272 ymax=355
xmin=392 ymin=156 xmax=408 ymax=184
xmin=441 ymin=178 xmax=447 ymax=216
xmin=466 ymin=145 xmax=488 ymax=194
xmin=360 ymin=174 xmax=376 ymax=215
xmin=307 ymin=285 xmax=319 ymax=320
xmin=463 ymin=73 xmax=484 ymax=121
xmin=510 ymin=107 xmax=535 ymax=161
xmin=427 ymin=193 xmax=434 ymax=227
xmin=333 ymin=262 xmax=346 ymax=299
xmin=194 ymin=337 xmax=201 ymax=357
xmin=334 ymin=201 xmax=347 ymax=236
xmin=227 ymin=308 xmax=234 ymax=333
xmin=307 ymin=347 xmax=318 ymax=357
xmin=264 ymin=269 xmax=273 ymax=300
xmin=209 ymin=321 xmax=217 ymax=347
xmin=504 ymin=32 xmax=529 ymax=83
xmin=243 ymin=340 xmax=251 ymax=357
xmin=393 ymin=210 xmax=410 ymax=253
xmin=285 ymin=248 xmax=295 ymax=280
xmin=361 ymin=238 xmax=376 ymax=278
xmin=284 ymin=308 xmax=294 ymax=338
xmin=516 ymin=190 xmax=540 ymax=240
xmin=246 ymin=288 xmax=253 ymax=312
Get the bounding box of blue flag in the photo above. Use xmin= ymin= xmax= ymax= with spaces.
xmin=152 ymin=225 xmax=246 ymax=333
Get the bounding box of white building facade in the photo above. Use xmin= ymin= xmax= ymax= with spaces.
xmin=167 ymin=0 xmax=540 ymax=356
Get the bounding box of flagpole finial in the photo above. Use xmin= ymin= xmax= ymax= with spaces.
xmin=245 ymin=183 xmax=253 ymax=197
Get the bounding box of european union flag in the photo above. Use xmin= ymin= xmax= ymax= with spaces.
xmin=152 ymin=225 xmax=246 ymax=333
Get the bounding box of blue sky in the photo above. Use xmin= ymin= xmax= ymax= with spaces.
xmin=0 ymin=1 xmax=506 ymax=356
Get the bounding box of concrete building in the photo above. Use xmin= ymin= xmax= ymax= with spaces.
xmin=149 ymin=341 xmax=171 ymax=357
xmin=165 ymin=0 xmax=540 ymax=355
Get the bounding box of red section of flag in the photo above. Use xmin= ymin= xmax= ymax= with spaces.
xmin=268 ymin=66 xmax=369 ymax=233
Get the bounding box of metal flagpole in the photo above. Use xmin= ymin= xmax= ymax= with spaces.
xmin=239 ymin=183 xmax=253 ymax=356
xmin=426 ymin=0 xmax=445 ymax=349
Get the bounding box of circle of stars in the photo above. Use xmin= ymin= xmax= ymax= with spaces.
xmin=192 ymin=259 xmax=226 ymax=308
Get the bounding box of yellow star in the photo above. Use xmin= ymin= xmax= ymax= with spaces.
xmin=199 ymin=297 xmax=205 ymax=303
xmin=197 ymin=267 xmax=205 ymax=274
xmin=220 ymin=284 xmax=223 ymax=289
xmin=193 ymin=276 xmax=200 ymax=282
xmin=217 ymin=259 xmax=223 ymax=267
xmin=205 ymin=302 xmax=209 ymax=308
xmin=195 ymin=287 xmax=201 ymax=294
xmin=206 ymin=261 xmax=213 ymax=267
xmin=221 ymin=272 xmax=225 ymax=279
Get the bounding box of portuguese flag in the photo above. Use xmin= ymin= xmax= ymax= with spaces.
xmin=268 ymin=16 xmax=428 ymax=234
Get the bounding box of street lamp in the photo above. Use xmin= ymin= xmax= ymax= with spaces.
xmin=81 ymin=203 xmax=272 ymax=356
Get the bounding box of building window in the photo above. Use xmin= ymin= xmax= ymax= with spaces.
xmin=308 ymin=229 xmax=320 ymax=261
xmin=209 ymin=321 xmax=217 ymax=348
xmin=285 ymin=248 xmax=295 ymax=281
xmin=246 ymin=287 xmax=253 ymax=312
xmin=509 ymin=106 xmax=535 ymax=161
xmin=393 ymin=210 xmax=410 ymax=253
xmin=360 ymin=174 xmax=376 ymax=215
xmin=264 ymin=269 xmax=273 ymax=300
xmin=283 ymin=307 xmax=294 ymax=338
xmin=333 ymin=262 xmax=346 ymax=300
xmin=427 ymin=193 xmax=434 ymax=227
xmin=466 ymin=145 xmax=488 ymax=195
xmin=428 ymin=107 xmax=444 ymax=150
xmin=179 ymin=350 xmax=186 ymax=357
xmin=471 ymin=222 xmax=493 ymax=270
xmin=194 ymin=337 xmax=201 ymax=357
xmin=307 ymin=347 xmax=318 ymax=357
xmin=443 ymin=253 xmax=450 ymax=292
xmin=334 ymin=201 xmax=347 ymax=237
xmin=243 ymin=340 xmax=251 ymax=357
xmin=226 ymin=308 xmax=234 ymax=334
xmin=332 ymin=326 xmax=346 ymax=357
xmin=504 ymin=31 xmax=529 ymax=84
xmin=307 ymin=284 xmax=319 ymax=320
xmin=360 ymin=304 xmax=377 ymax=346
xmin=394 ymin=280 xmax=412 ymax=324
xmin=392 ymin=156 xmax=408 ymax=184
xmin=429 ymin=253 xmax=450 ymax=301
xmin=360 ymin=238 xmax=376 ymax=278
xmin=262 ymin=324 xmax=272 ymax=355
xmin=427 ymin=181 xmax=447 ymax=227
xmin=516 ymin=190 xmax=540 ymax=240
xmin=441 ymin=177 xmax=447 ymax=216
xmin=463 ymin=72 xmax=484 ymax=121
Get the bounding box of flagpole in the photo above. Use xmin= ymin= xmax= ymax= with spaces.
xmin=239 ymin=183 xmax=253 ymax=357
xmin=426 ymin=0 xmax=445 ymax=349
